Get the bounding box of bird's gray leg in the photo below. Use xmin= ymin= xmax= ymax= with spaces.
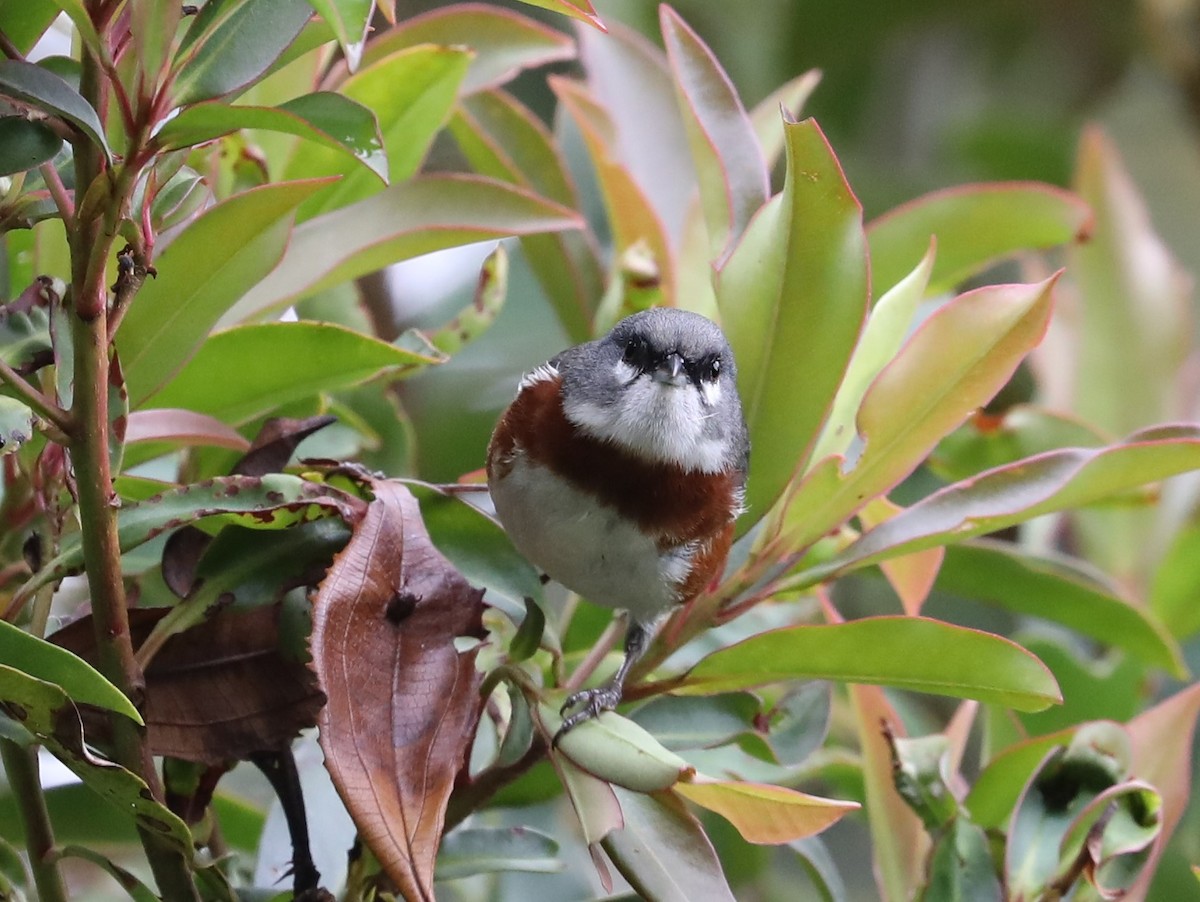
xmin=555 ymin=620 xmax=651 ymax=744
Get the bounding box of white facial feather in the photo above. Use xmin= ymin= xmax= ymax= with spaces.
xmin=563 ymin=360 xmax=730 ymax=472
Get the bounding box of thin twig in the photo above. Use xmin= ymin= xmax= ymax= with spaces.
xmin=0 ymin=357 xmax=72 ymax=435
xmin=39 ymin=163 xmax=75 ymax=229
xmin=562 ymin=613 xmax=625 ymax=695
xmin=0 ymin=740 xmax=68 ymax=902
xmin=0 ymin=30 xmax=22 ymax=61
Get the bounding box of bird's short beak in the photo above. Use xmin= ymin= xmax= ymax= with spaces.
xmin=654 ymin=351 xmax=687 ymax=386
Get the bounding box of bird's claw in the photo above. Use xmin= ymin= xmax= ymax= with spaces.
xmin=553 ymin=684 xmax=623 ymax=746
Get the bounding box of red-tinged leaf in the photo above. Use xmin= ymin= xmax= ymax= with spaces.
xmin=603 ymin=786 xmax=736 ymax=902
xmin=52 ymin=606 xmax=325 ymax=765
xmin=512 ymin=0 xmax=603 ymax=31
xmin=781 ymin=274 xmax=1058 ymax=557
xmin=859 ymin=497 xmax=944 ymax=616
xmin=578 ymin=20 xmax=693 ymax=246
xmin=716 ymin=117 xmax=869 ymax=533
xmin=552 ymin=76 xmax=677 ymax=307
xmin=847 ymin=680 xmax=927 ymax=902
xmin=357 ymin=3 xmax=575 ymax=95
xmin=660 ymin=6 xmax=768 ymax=265
xmin=116 ymin=178 xmax=335 ymax=407
xmin=125 ymin=409 xmax=251 ymax=452
xmin=1124 ymin=683 xmax=1200 ymax=899
xmin=1067 ymin=126 xmax=1191 ymax=436
xmin=676 ymin=618 xmax=1061 ymax=712
xmin=449 ymin=88 xmax=602 ymax=341
xmin=675 ymin=778 xmax=856 ymax=844
xmin=310 ymin=478 xmax=486 ymax=901
xmin=866 ymin=182 xmax=1091 ymax=295
xmin=750 ymin=70 xmax=822 ymax=169
xmin=797 ymin=425 xmax=1200 ymax=587
xmin=294 ymin=45 xmax=471 ymax=220
xmin=229 ymin=174 xmax=583 ymax=318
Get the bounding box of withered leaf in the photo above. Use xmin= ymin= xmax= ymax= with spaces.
xmin=52 ymin=604 xmax=324 ymax=764
xmin=233 ymin=414 xmax=338 ymax=477
xmin=310 ymin=478 xmax=486 ymax=902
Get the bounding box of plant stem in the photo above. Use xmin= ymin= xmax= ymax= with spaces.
xmin=69 ymin=38 xmax=201 ymax=902
xmin=0 ymin=739 xmax=69 ymax=902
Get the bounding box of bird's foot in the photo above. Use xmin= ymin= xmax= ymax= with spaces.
xmin=554 ymin=683 xmax=624 ymax=746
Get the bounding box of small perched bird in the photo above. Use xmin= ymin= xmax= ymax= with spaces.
xmin=487 ymin=308 xmax=749 ymax=738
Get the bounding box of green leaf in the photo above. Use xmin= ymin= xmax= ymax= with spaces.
xmin=0 ymin=59 xmax=109 ymax=160
xmin=797 ymin=425 xmax=1200 ymax=587
xmin=449 ymin=88 xmax=602 ymax=341
xmin=866 ymin=182 xmax=1091 ymax=295
xmin=936 ymin=541 xmax=1185 ymax=676
xmin=965 ymin=727 xmax=1074 ymax=830
xmin=0 ymin=397 xmax=32 ymax=454
xmin=303 ymin=0 xmax=371 ymax=69
xmin=0 ymin=303 xmax=51 ymax=369
xmin=229 ymin=174 xmax=582 ymax=318
xmin=156 ymin=93 xmax=386 ymax=184
xmin=56 ymin=846 xmax=159 ymax=902
xmin=716 ymin=117 xmax=868 ymax=533
xmin=147 ymin=321 xmax=440 ymax=424
xmin=749 ymin=71 xmax=822 ymax=168
xmin=117 ymin=178 xmax=332 ymax=407
xmin=661 ymin=6 xmax=767 ymax=264
xmin=0 ymin=664 xmax=193 ymax=852
xmin=173 ymin=0 xmax=314 ymax=104
xmin=435 ymin=827 xmax=561 ymax=880
xmin=13 ymin=474 xmax=364 ymax=605
xmin=602 ymin=786 xmax=737 ymax=902
xmin=785 ymin=274 xmax=1057 ymax=557
xmin=0 ymin=0 xmax=59 ymax=55
xmin=42 ymin=0 xmax=103 ymax=60
xmin=540 ymin=706 xmax=692 ymax=793
xmin=1150 ymin=520 xmax=1200 ymax=639
xmin=0 ymin=620 xmax=141 ymax=722
xmin=678 ymin=618 xmax=1061 ymax=711
xmin=920 ymin=819 xmax=1003 ymax=902
xmin=810 ymin=240 xmax=935 ymax=465
xmin=676 ymin=778 xmax=857 ymax=843
xmin=630 ymin=693 xmax=762 ymax=752
xmin=0 ymin=117 xmax=62 ymax=175
xmin=286 ymin=45 xmax=470 ymax=220
xmin=362 ymin=4 xmax=574 ymax=95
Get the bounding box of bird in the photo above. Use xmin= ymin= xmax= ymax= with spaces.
xmin=486 ymin=307 xmax=749 ymax=740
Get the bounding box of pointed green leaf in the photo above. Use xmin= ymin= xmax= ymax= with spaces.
xmin=117 ymin=178 xmax=334 ymax=407
xmin=148 ymin=322 xmax=440 ymax=424
xmin=717 ymin=116 xmax=868 ymax=532
xmin=0 ymin=117 xmax=62 ymax=175
xmin=0 ymin=59 xmax=109 ymax=159
xmin=750 ymin=71 xmax=822 ymax=168
xmin=361 ymin=4 xmax=574 ymax=95
xmin=0 ymin=620 xmax=140 ymax=722
xmin=173 ymin=0 xmax=314 ymax=104
xmin=303 ymin=0 xmax=371 ymax=70
xmin=797 ymin=425 xmax=1200 ymax=587
xmin=0 ymin=1 xmax=59 ymax=55
xmin=661 ymin=6 xmax=768 ymax=264
xmin=156 ymin=93 xmax=386 ymax=184
xmin=229 ymin=174 xmax=582 ymax=318
xmin=678 ymin=618 xmax=1061 ymax=711
xmin=867 ymin=182 xmax=1091 ymax=295
xmin=0 ymin=664 xmax=193 ymax=852
xmin=781 ymin=274 xmax=1057 ymax=555
xmin=603 ymin=786 xmax=736 ymax=902
xmin=286 ymin=45 xmax=470 ymax=220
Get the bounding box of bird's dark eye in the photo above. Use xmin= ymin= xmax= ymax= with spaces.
xmin=622 ymin=335 xmax=651 ymax=370
xmin=703 ymin=356 xmax=722 ymax=381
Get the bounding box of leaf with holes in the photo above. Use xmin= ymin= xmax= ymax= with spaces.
xmin=311 ymin=478 xmax=486 ymax=901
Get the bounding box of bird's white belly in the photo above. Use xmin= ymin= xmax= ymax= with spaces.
xmin=490 ymin=455 xmax=684 ymax=622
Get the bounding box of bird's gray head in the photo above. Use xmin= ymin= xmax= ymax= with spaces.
xmin=559 ymin=308 xmax=748 ymax=474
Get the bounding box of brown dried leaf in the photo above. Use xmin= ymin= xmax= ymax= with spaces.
xmin=310 ymin=478 xmax=486 ymax=902
xmin=52 ymin=605 xmax=324 ymax=764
